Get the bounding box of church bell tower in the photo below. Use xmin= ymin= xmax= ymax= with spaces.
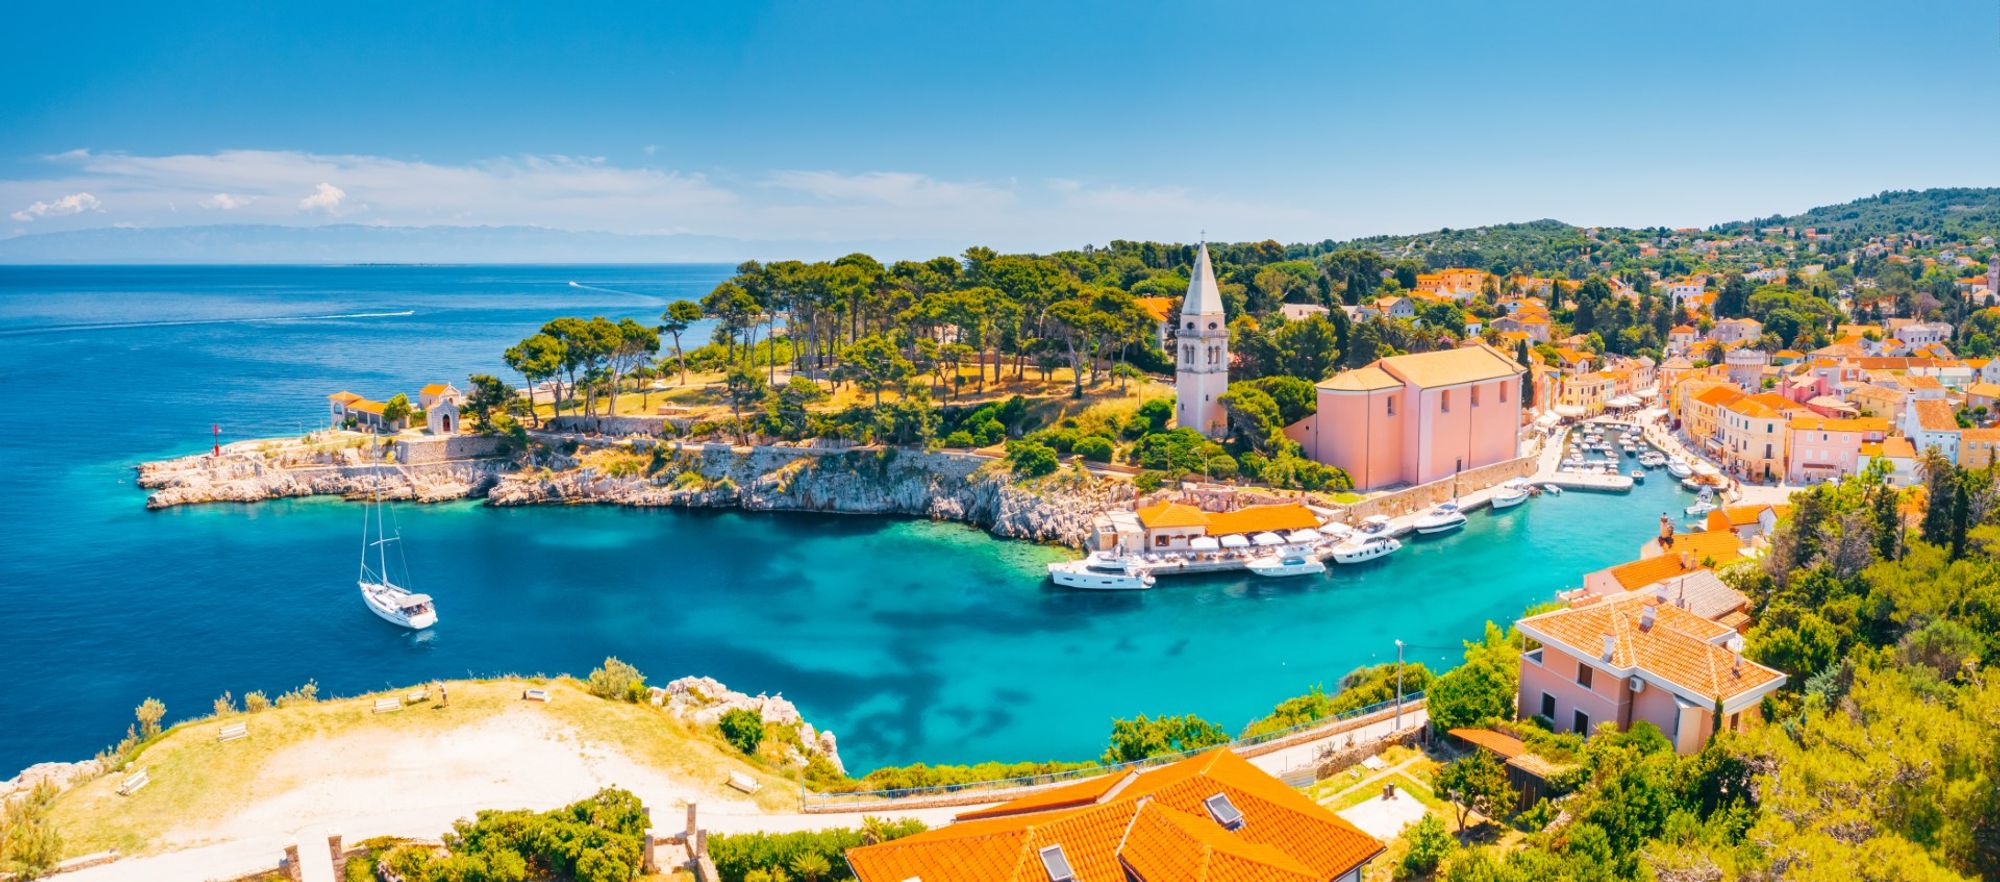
xmin=1174 ymin=242 xmax=1229 ymax=438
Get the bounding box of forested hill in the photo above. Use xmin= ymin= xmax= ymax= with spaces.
xmin=1710 ymin=187 xmax=2000 ymax=239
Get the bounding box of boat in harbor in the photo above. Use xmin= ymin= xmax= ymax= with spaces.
xmin=1666 ymin=457 xmax=1693 ymax=478
xmin=1685 ymin=489 xmax=1718 ymax=518
xmin=1413 ymin=500 xmax=1468 ymax=534
xmin=1360 ymin=514 xmax=1394 ymax=534
xmin=1332 ymin=534 xmax=1401 ymax=564
xmin=1247 ymin=553 xmax=1328 ymax=577
xmin=1630 ymin=469 xmax=1646 ymax=483
xmin=358 ymin=486 xmax=438 ymax=630
xmin=1542 ymin=483 xmax=1563 ymax=495
xmin=1048 ymin=552 xmax=1156 ymax=590
xmin=1639 ymin=451 xmax=1666 ymax=468
xmin=1491 ymin=478 xmax=1531 ymax=509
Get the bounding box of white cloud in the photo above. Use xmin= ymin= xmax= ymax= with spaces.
xmin=10 ymin=191 xmax=102 ymax=221
xmin=200 ymin=192 xmax=252 ymax=210
xmin=298 ymin=182 xmax=347 ymax=213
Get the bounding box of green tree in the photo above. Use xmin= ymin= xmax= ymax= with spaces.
xmin=503 ymin=332 xmax=566 ymax=426
xmin=1434 ymin=751 xmax=1517 ymax=831
xmin=660 ymin=299 xmax=703 ymax=384
xmin=719 ymin=708 xmax=765 ymax=754
xmin=724 ymin=364 xmax=769 ymax=445
xmin=1426 ymin=622 xmax=1520 ymax=730
xmin=1397 ymin=814 xmax=1455 ymax=879
xmin=585 ymin=657 xmax=647 ymax=703
xmin=1218 ymin=386 xmax=1285 ymax=453
xmin=381 ymin=393 xmax=412 ymax=428
xmin=1102 ymin=713 xmax=1229 ymax=764
xmin=462 ymin=374 xmax=516 ymax=430
xmin=846 ymin=334 xmax=915 ymax=407
xmin=1005 ymin=439 xmax=1059 ymax=477
xmin=135 ymin=697 xmax=166 ymax=739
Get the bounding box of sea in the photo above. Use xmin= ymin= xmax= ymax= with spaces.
xmin=0 ymin=264 xmax=1703 ymax=777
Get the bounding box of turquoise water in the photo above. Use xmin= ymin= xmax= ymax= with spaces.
xmin=0 ymin=266 xmax=1697 ymax=775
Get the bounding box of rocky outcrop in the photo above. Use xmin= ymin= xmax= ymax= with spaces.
xmin=486 ymin=443 xmax=1124 ymax=546
xmin=654 ymin=676 xmax=844 ymax=775
xmin=137 ymin=446 xmax=507 ymax=509
xmin=1 ymin=759 xmax=103 ymax=804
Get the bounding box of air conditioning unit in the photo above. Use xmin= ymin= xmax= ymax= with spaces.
xmin=1629 ymin=678 xmax=1646 ymax=694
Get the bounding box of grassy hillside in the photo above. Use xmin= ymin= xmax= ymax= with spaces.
xmin=1714 ymin=187 xmax=2000 ymax=238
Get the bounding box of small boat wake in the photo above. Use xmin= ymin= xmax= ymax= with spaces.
xmin=568 ymin=280 xmax=662 ymax=302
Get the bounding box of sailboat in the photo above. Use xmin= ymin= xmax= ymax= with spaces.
xmin=358 ymin=485 xmax=437 ymax=629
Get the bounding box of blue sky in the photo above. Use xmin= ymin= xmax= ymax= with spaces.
xmin=4 ymin=0 xmax=1997 ymax=254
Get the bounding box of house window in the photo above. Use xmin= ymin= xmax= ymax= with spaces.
xmin=1154 ymin=535 xmax=1168 ymax=547
xmin=1576 ymin=665 xmax=1593 ymax=689
xmin=1387 ymin=396 xmax=1396 ymax=416
xmin=1573 ymin=709 xmax=1590 ymax=734
xmin=1540 ymin=692 xmax=1555 ymax=720
xmin=1729 ymin=712 xmax=1741 ymax=732
xmin=1471 ymin=386 xmax=1481 ymax=407
xmin=1441 ymin=390 xmax=1451 ymax=413
xmin=1500 ymin=382 xmax=1509 ymax=403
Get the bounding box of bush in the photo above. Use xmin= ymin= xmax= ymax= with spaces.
xmin=135 ymin=698 xmax=166 ymax=739
xmin=709 ymin=820 xmax=926 ymax=882
xmin=1133 ymin=470 xmax=1166 ymax=494
xmin=942 ymin=430 xmax=976 ymax=448
xmin=1072 ymin=435 xmax=1114 ymax=463
xmin=0 ymin=779 xmax=63 ymax=879
xmin=1396 ymin=814 xmax=1454 ymax=878
xmin=720 ymin=708 xmax=765 ymax=754
xmin=839 ymin=759 xmax=1101 ymax=794
xmin=277 ymin=681 xmax=319 ymax=707
xmin=244 ymin=691 xmax=271 ymax=713
xmin=389 ymin=788 xmax=648 ymax=882
xmin=1203 ymin=454 xmax=1239 ymax=480
xmin=1102 ymin=714 xmax=1230 ymax=764
xmin=212 ymin=692 xmax=236 ymax=717
xmin=586 ymin=657 xmax=648 ymax=702
xmin=1005 ymin=440 xmax=1059 ymax=477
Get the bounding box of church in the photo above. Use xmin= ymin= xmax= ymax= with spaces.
xmin=1169 ymin=241 xmax=1525 ymax=491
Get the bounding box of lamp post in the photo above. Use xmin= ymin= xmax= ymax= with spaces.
xmin=1394 ymin=639 xmax=1405 ymax=730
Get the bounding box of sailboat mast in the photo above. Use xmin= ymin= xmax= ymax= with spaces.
xmin=376 ymin=484 xmax=389 ymax=586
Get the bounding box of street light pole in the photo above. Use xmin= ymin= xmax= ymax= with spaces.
xmin=1394 ymin=639 xmax=1405 ymax=730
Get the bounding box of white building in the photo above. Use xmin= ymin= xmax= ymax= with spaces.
xmin=1175 ymin=243 xmax=1230 ymax=439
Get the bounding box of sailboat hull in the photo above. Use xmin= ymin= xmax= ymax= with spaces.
xmin=360 ymin=581 xmax=437 ymax=630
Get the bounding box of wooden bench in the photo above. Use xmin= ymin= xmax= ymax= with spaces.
xmin=372 ymin=698 xmax=403 ymax=714
xmin=116 ymin=767 xmax=150 ymax=796
xmin=522 ymin=688 xmax=552 ymax=703
xmin=726 ymin=771 xmax=761 ymax=794
xmin=405 ymin=688 xmax=429 ymax=705
xmin=217 ymin=723 xmax=249 ymax=743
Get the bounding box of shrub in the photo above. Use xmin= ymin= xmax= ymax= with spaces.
xmin=277 ymin=681 xmax=319 ymax=707
xmin=390 ymin=788 xmax=648 ymax=882
xmin=586 ymin=657 xmax=648 ymax=703
xmin=243 ymin=691 xmax=271 ymax=713
xmin=1133 ymin=470 xmax=1166 ymax=494
xmin=0 ymin=780 xmax=63 ymax=879
xmin=1103 ymin=714 xmax=1229 ymax=764
xmin=135 ymin=698 xmax=166 ymax=739
xmin=1396 ymin=814 xmax=1454 ymax=878
xmin=709 ymin=820 xmax=926 ymax=882
xmin=1072 ymin=435 xmax=1114 ymax=463
xmin=942 ymin=430 xmax=976 ymax=449
xmin=212 ymin=692 xmax=236 ymax=717
xmin=842 ymin=759 xmax=1100 ymax=794
xmin=1203 ymin=454 xmax=1239 ymax=480
xmin=1004 ymin=440 xmax=1059 ymax=478
xmin=720 ymin=708 xmax=765 ymax=754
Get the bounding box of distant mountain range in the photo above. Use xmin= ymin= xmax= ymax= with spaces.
xmin=0 ymin=223 xmax=974 ymax=264
xmin=2 ymin=189 xmax=1995 ymax=264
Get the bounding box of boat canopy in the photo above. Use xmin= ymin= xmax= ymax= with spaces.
xmin=1364 ymin=514 xmax=1392 ymax=525
xmin=1552 ymin=405 xmax=1586 ymax=418
xmin=398 ymin=594 xmax=433 ymax=608
xmin=1252 ymin=532 xmax=1287 ymax=547
xmin=1220 ymin=534 xmax=1251 ymax=549
xmin=1285 ymin=528 xmax=1322 ymax=543
xmin=1189 ymin=536 xmax=1221 ymax=550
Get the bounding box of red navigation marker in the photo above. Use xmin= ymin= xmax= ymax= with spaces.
xmin=212 ymin=423 xmax=221 ymax=458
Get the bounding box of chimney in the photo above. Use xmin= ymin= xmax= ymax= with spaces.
xmin=1601 ymin=634 xmax=1616 ymax=660
xmin=1680 ymin=552 xmax=1694 ymax=571
xmin=1640 ymin=605 xmax=1657 ymax=632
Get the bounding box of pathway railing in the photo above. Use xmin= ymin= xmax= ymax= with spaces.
xmin=801 ymin=690 xmax=1425 ymax=811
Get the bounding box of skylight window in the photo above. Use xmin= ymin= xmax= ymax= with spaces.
xmin=1039 ymin=844 xmax=1077 ymax=882
xmin=1204 ymin=792 xmax=1245 ymax=830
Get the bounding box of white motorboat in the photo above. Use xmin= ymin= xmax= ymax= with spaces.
xmin=1247 ymin=553 xmax=1328 ymax=577
xmin=1666 ymin=458 xmax=1693 ymax=479
xmin=1318 ymin=522 xmax=1356 ymax=543
xmin=1332 ymin=534 xmax=1401 ymax=564
xmin=1491 ymin=479 xmax=1531 ymax=509
xmin=1630 ymin=469 xmax=1646 ymax=483
xmin=1049 ymin=552 xmax=1156 ymax=590
xmin=358 ymin=486 xmax=438 ymax=630
xmin=1360 ymin=514 xmax=1394 ymax=534
xmin=1685 ymin=489 xmax=1718 ymax=518
xmin=1542 ymin=483 xmax=1563 ymax=495
xmin=1413 ymin=500 xmax=1468 ymax=534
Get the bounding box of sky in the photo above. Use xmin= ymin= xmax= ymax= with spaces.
xmin=3 ymin=0 xmax=1998 ymax=258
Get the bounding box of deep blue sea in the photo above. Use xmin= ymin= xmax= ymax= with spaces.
xmin=0 ymin=265 xmax=1699 ymax=777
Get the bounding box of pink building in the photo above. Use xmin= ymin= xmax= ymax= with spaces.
xmin=1785 ymin=415 xmax=1887 ymax=484
xmin=1285 ymin=344 xmax=1524 ymax=491
xmin=1516 ymin=594 xmax=1786 ymax=754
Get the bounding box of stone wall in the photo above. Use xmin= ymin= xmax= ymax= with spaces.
xmin=1336 ymin=453 xmax=1537 ymax=522
xmin=393 ymin=433 xmax=503 ymax=465
xmin=546 ymin=414 xmax=687 ymax=437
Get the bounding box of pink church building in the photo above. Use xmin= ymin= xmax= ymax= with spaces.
xmin=1285 ymin=343 xmax=1526 ymax=491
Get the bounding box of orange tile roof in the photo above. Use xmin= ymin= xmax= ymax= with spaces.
xmin=1704 ymin=505 xmax=1779 ymax=531
xmin=1966 ymin=381 xmax=2000 ymax=399
xmin=1134 ymin=296 xmax=1177 ymax=323
xmin=1374 ymin=343 xmax=1522 ymax=389
xmin=347 ymin=399 xmax=387 ymax=415
xmin=1135 ymin=501 xmax=1210 ymax=529
xmin=1880 ymin=436 xmax=1918 ymax=458
xmin=1670 ymin=324 xmax=1696 ymax=335
xmin=1204 ymin=503 xmax=1321 ymax=537
xmin=1693 ymin=385 xmax=1746 ymax=408
xmin=328 ymin=391 xmax=362 ymax=404
xmin=1912 ymin=398 xmax=1958 ymax=432
xmin=1519 ymin=594 xmax=1785 ymax=703
xmin=848 ymin=749 xmax=1382 ymax=882
xmin=1789 ymin=415 xmax=1888 ymax=433
xmin=1447 ymin=727 xmax=1526 ymax=760
xmin=1318 ymin=365 xmax=1401 ymax=392
xmin=419 ymin=383 xmax=453 ymax=396
xmin=1607 ymin=551 xmax=1705 ymax=592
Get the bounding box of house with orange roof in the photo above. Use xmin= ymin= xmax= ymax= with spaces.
xmin=1960 ymin=428 xmax=2000 ymax=470
xmin=1133 ymin=296 xmax=1177 ymax=350
xmin=1667 ymin=325 xmax=1699 ymax=354
xmin=1708 ymin=318 xmax=1763 ymax=347
xmin=1847 ymin=382 xmax=1906 ymax=419
xmin=1414 ymin=267 xmax=1489 ymax=301
xmin=1964 ymin=381 xmax=2000 ymax=416
xmin=1516 ymin=592 xmax=1786 ymax=754
xmin=327 ymin=391 xmax=363 ymax=425
xmin=1683 ymin=384 xmax=1746 ymax=456
xmin=1864 ymin=436 xmax=1921 ymax=487
xmin=1703 ymin=504 xmax=1790 ymax=541
xmin=844 ymin=748 xmax=1384 ymax=882
xmin=1287 ymin=343 xmax=1524 ymax=491
xmin=1718 ymin=392 xmax=1806 ymax=481
xmin=1555 ymin=371 xmax=1616 ymax=417
xmin=1580 ymin=529 xmax=1746 ymax=598
xmin=1785 ymin=415 xmax=1887 ymax=484
xmin=1903 ymin=397 xmax=1962 ymax=463
xmin=417 ymin=382 xmax=464 ymax=410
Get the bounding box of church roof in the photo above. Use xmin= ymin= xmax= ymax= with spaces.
xmin=1181 ymin=243 xmax=1225 ymax=317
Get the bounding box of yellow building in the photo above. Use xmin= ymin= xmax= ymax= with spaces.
xmin=1718 ymin=392 xmax=1805 ymax=482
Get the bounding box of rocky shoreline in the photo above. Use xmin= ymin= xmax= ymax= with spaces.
xmin=136 ymin=437 xmax=1127 ymax=547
